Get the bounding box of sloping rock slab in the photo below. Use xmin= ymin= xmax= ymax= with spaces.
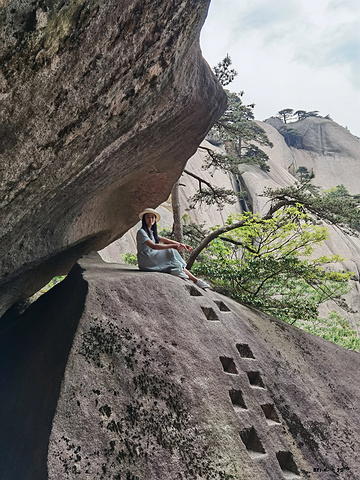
xmin=0 ymin=0 xmax=226 ymax=315
xmin=1 ymin=254 xmax=359 ymax=479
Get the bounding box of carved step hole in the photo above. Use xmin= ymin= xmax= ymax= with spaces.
xmin=229 ymin=389 xmax=247 ymax=410
xmin=219 ymin=356 xmax=238 ymax=374
xmin=185 ymin=284 xmax=203 ymax=296
xmin=214 ymin=300 xmax=231 ymax=312
xmin=236 ymin=343 xmax=255 ymax=359
xmin=239 ymin=426 xmax=266 ymax=457
xmin=276 ymin=451 xmax=300 ymax=477
xmin=247 ymin=371 xmax=265 ymax=388
xmin=201 ymin=306 xmax=220 ymax=321
xmin=260 ymin=403 xmax=280 ymax=424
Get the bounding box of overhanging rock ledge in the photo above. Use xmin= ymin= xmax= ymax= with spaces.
xmin=0 ymin=0 xmax=227 ymax=315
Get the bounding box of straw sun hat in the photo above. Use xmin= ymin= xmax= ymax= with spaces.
xmin=138 ymin=208 xmax=161 ymax=222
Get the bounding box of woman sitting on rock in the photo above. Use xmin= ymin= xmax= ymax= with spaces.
xmin=136 ymin=208 xmax=210 ymax=289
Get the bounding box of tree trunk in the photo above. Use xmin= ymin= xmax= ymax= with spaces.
xmin=171 ymin=180 xmax=184 ymax=245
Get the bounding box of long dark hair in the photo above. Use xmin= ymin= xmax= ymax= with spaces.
xmin=141 ymin=215 xmax=160 ymax=243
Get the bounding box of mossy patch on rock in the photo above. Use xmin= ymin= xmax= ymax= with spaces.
xmin=74 ymin=318 xmax=236 ymax=479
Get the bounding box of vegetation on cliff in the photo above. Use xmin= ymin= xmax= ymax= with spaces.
xmin=191 ymin=206 xmax=351 ymax=324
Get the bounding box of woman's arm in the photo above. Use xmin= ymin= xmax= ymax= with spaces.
xmin=159 ymin=237 xmax=179 ymax=245
xmin=145 ymin=238 xmax=182 ymax=251
xmin=159 ymin=237 xmax=193 ymax=252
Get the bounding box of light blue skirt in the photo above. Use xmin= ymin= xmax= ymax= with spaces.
xmin=137 ymin=248 xmax=187 ymax=276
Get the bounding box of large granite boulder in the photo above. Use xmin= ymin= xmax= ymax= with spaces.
xmin=0 ymin=0 xmax=226 ymax=316
xmin=1 ymin=254 xmax=359 ymax=479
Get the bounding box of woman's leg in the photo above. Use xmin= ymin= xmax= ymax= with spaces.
xmin=183 ymin=268 xmax=198 ymax=282
xmin=183 ymin=268 xmax=210 ymax=289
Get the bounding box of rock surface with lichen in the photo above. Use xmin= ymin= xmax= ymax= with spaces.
xmin=0 ymin=0 xmax=226 ymax=316
xmin=1 ymin=254 xmax=359 ymax=479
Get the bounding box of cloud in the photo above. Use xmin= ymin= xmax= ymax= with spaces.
xmin=228 ymin=0 xmax=302 ymax=45
xmin=328 ymin=0 xmax=359 ymax=11
xmin=231 ymin=1 xmax=360 ymax=90
xmin=294 ymin=22 xmax=360 ymax=89
xmin=327 ymin=39 xmax=360 ymax=89
xmin=238 ymin=1 xmax=301 ymax=31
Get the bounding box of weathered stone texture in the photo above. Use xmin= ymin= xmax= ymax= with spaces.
xmin=0 ymin=0 xmax=226 ymax=315
xmin=1 ymin=255 xmax=359 ymax=479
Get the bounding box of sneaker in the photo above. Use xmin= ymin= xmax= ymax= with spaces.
xmin=196 ymin=279 xmax=210 ymax=289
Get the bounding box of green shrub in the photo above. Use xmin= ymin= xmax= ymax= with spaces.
xmin=297 ymin=311 xmax=360 ymax=351
xmin=122 ymin=253 xmax=138 ymax=265
xmin=29 ymin=275 xmax=66 ymax=303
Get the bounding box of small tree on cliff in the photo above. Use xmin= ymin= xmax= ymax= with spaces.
xmin=196 ymin=56 xmax=272 ymax=207
xmin=294 ymin=110 xmax=320 ymax=121
xmin=171 ymin=54 xmax=238 ymax=241
xmin=212 ymin=54 xmax=237 ymax=87
xmin=178 ymin=88 xmax=274 ymax=216
xmin=296 ymin=166 xmax=313 ymax=182
xmin=171 ymin=56 xmax=272 ymax=239
xmin=295 ymin=110 xmax=307 ymax=121
xmin=204 ymin=90 xmax=272 ymax=172
xmin=191 ymin=205 xmax=352 ymax=324
xmin=278 ymin=108 xmax=294 ymax=123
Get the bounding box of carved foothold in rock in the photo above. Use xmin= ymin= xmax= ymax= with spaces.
xmin=0 ymin=0 xmax=227 ymax=315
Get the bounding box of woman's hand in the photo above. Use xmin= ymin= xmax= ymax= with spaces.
xmin=174 ymin=243 xmax=192 ymax=253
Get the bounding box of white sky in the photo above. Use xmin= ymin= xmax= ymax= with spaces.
xmin=200 ymin=0 xmax=360 ymax=137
